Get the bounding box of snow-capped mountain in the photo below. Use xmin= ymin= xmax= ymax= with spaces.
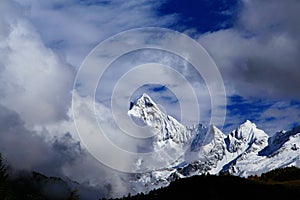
xmin=127 ymin=94 xmax=300 ymax=194
xmin=128 ymin=93 xmax=193 ymax=150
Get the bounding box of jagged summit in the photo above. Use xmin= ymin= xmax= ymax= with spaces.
xmin=128 ymin=95 xmax=300 ymax=195
xmin=128 ymin=93 xmax=193 ymax=149
xmin=128 ymin=93 xmax=162 ymax=124
xmin=129 ymin=93 xmax=158 ymax=110
xmin=240 ymin=119 xmax=256 ymax=127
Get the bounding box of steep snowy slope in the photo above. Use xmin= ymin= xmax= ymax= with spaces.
xmin=127 ymin=94 xmax=300 ymax=194
xmin=128 ymin=93 xmax=194 ymax=150
xmin=228 ymin=125 xmax=300 ymax=177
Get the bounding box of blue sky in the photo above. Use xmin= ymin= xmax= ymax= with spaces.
xmin=158 ymin=0 xmax=239 ymax=33
xmin=1 ymin=0 xmax=300 ymax=198
xmin=158 ymin=0 xmax=300 ymax=134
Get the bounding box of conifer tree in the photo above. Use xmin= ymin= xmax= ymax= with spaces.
xmin=67 ymin=187 xmax=80 ymax=200
xmin=0 ymin=153 xmax=9 ymax=199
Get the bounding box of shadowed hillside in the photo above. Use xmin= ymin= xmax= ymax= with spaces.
xmin=0 ymin=153 xmax=80 ymax=200
xmin=2 ymin=150 xmax=300 ymax=200
xmin=105 ymin=167 xmax=300 ymax=200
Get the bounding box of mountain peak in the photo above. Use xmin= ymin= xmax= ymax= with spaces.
xmin=128 ymin=96 xmax=300 ymax=192
xmin=127 ymin=93 xmax=192 ymax=148
xmin=138 ymin=93 xmax=153 ymax=104
xmin=129 ymin=93 xmax=158 ymax=111
xmin=232 ymin=119 xmax=268 ymax=141
xmin=140 ymin=93 xmax=151 ymax=99
xmin=128 ymin=93 xmax=163 ymax=128
xmin=241 ymin=120 xmax=256 ymax=128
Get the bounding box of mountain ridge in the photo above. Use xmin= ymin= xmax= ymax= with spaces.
xmin=128 ymin=94 xmax=300 ymax=195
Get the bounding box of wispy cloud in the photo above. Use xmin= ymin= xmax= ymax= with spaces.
xmin=15 ymin=0 xmax=176 ymax=68
xmin=224 ymin=96 xmax=300 ymax=135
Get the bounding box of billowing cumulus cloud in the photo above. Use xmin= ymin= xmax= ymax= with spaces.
xmin=198 ymin=0 xmax=300 ymax=133
xmin=0 ymin=0 xmax=74 ymax=129
xmin=0 ymin=0 xmax=177 ymax=198
xmin=199 ymin=0 xmax=300 ymax=100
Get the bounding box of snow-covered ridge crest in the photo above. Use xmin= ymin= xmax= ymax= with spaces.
xmin=127 ymin=94 xmax=300 ymax=195
xmin=128 ymin=93 xmax=193 ymax=149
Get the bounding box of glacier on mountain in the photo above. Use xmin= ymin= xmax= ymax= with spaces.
xmin=127 ymin=94 xmax=300 ymax=194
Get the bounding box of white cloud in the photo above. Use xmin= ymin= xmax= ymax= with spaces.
xmin=195 ymin=0 xmax=300 ymax=133
xmin=0 ymin=19 xmax=74 ymax=127
xmin=14 ymin=0 xmax=177 ymax=68
xmin=0 ymin=0 xmax=178 ymax=198
xmin=198 ymin=0 xmax=300 ymax=100
xmin=3 ymin=0 xmax=299 ymax=198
